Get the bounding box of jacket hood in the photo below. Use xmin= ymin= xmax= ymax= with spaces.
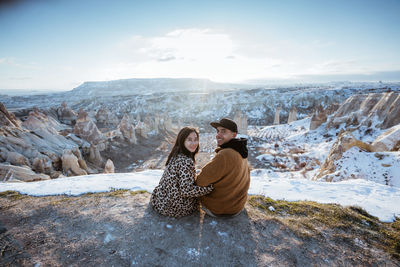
xmin=218 ymin=138 xmax=248 ymax=158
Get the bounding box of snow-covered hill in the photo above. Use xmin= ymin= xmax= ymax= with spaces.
xmin=2 ymin=80 xmax=399 ymax=127
xmin=71 ymin=78 xmax=247 ymax=96
xmin=249 ymin=112 xmax=400 ymax=187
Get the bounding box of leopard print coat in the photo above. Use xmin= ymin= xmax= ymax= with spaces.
xmin=150 ymin=154 xmax=213 ymax=218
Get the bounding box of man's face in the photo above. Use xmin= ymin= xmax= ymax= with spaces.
xmin=216 ymin=126 xmax=237 ymax=146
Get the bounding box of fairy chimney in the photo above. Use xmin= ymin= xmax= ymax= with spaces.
xmin=273 ymin=106 xmax=281 ymax=125
xmin=287 ymin=106 xmax=297 ymax=124
xmin=104 ymin=159 xmax=115 ymax=173
xmin=118 ymin=114 xmax=137 ymax=144
xmin=310 ymin=105 xmax=327 ymax=130
xmin=234 ymin=111 xmax=248 ymax=135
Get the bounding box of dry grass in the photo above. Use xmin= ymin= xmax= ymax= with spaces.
xmin=82 ymin=188 xmax=147 ymax=197
xmin=0 ymin=190 xmax=28 ymax=201
xmin=248 ymin=195 xmax=400 ymax=259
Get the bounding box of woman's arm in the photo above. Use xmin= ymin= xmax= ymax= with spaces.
xmin=178 ymin=157 xmax=213 ymax=197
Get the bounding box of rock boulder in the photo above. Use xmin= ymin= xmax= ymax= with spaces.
xmin=0 ymin=163 xmax=50 ymax=182
xmin=104 ymin=159 xmax=115 ymax=173
xmin=61 ymin=150 xmax=87 ymax=176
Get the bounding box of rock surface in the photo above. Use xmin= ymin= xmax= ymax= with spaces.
xmin=118 ymin=114 xmax=137 ymax=144
xmin=0 ymin=163 xmax=50 ymax=182
xmin=310 ymin=105 xmax=327 ymax=130
xmin=372 ymin=124 xmax=400 ymax=152
xmin=314 ymin=130 xmax=373 ymax=181
xmin=287 ymin=106 xmax=297 ymax=124
xmin=61 ymin=150 xmax=87 ymax=176
xmin=57 ymin=101 xmax=77 ymax=125
xmin=0 ymin=104 xmax=88 ymax=181
xmin=0 ymin=221 xmax=31 ymax=266
xmin=327 ymin=92 xmax=400 ymax=130
xmin=104 ymin=159 xmax=115 ymax=173
xmin=96 ymin=107 xmax=119 ymax=128
xmin=0 ymin=102 xmax=21 ymax=128
xmin=73 ymin=109 xmax=105 ymax=145
xmin=0 ymin=192 xmax=397 ymax=266
xmin=234 ymin=111 xmax=248 ymax=135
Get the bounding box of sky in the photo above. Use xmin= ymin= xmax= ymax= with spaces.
xmin=0 ymin=0 xmax=400 ymax=91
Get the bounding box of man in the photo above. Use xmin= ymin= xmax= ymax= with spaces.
xmin=196 ymin=118 xmax=250 ymax=217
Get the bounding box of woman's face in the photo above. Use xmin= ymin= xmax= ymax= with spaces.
xmin=184 ymin=131 xmax=199 ymax=153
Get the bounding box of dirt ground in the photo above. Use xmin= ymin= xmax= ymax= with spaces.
xmin=1 ymin=191 xmax=398 ymax=267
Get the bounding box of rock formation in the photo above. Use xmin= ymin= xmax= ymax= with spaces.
xmin=96 ymin=107 xmax=119 ymax=128
xmin=135 ymin=121 xmax=151 ymax=139
xmin=374 ymin=92 xmax=400 ymax=129
xmin=6 ymin=151 xmax=30 ymax=167
xmin=73 ymin=109 xmax=106 ymax=145
xmin=23 ymin=107 xmax=64 ymax=134
xmin=310 ymin=105 xmax=327 ymax=130
xmin=88 ymin=144 xmax=103 ymax=165
xmin=160 ymin=114 xmax=177 ymax=133
xmin=71 ymin=147 xmax=89 ymax=173
xmin=287 ymin=106 xmax=297 ymax=124
xmin=134 ymin=113 xmax=176 ymax=139
xmin=31 ymin=156 xmax=54 ymax=176
xmin=57 ymin=101 xmax=77 ymax=125
xmin=371 ymin=124 xmax=400 ymax=152
xmin=313 ymin=130 xmax=373 ymax=181
xmin=104 ymin=159 xmax=115 ymax=173
xmin=0 ymin=163 xmax=50 ymax=182
xmin=325 ymin=103 xmax=340 ymax=115
xmin=0 ymin=102 xmax=21 ymax=128
xmin=234 ymin=111 xmax=248 ymax=135
xmin=61 ymin=149 xmax=87 ymax=176
xmin=273 ymin=106 xmax=281 ymax=125
xmin=0 ymin=103 xmax=95 ymax=181
xmin=326 ymin=92 xmax=400 ymax=130
xmin=118 ymin=114 xmax=137 ymax=144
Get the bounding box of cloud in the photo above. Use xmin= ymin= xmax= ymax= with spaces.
xmin=306 ymin=60 xmax=372 ymax=75
xmin=0 ymin=57 xmax=12 ymax=64
xmin=146 ymin=28 xmax=235 ymax=62
xmin=297 ymin=71 xmax=400 ymax=83
xmin=107 ymin=28 xmax=399 ymax=83
xmin=0 ymin=57 xmax=40 ymax=70
xmin=111 ymin=28 xmax=288 ymax=82
xmin=8 ymin=76 xmax=32 ymax=80
xmin=157 ymin=56 xmax=176 ymax=62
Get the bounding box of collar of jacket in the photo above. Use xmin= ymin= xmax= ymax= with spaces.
xmin=216 ymin=138 xmax=248 ymax=159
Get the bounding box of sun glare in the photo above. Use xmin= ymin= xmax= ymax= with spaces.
xmin=109 ymin=28 xmax=284 ymax=83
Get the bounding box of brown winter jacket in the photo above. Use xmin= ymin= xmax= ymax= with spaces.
xmin=196 ymin=145 xmax=250 ymax=215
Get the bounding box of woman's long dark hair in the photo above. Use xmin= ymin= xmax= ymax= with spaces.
xmin=166 ymin=127 xmax=199 ymax=166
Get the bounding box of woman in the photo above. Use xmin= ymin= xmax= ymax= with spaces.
xmin=150 ymin=127 xmax=213 ymax=217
